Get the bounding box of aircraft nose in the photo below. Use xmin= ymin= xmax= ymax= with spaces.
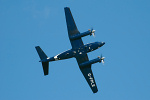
xmin=102 ymin=42 xmax=105 ymax=45
xmin=98 ymin=42 xmax=105 ymax=47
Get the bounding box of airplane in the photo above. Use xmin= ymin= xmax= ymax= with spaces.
xmin=35 ymin=7 xmax=105 ymax=93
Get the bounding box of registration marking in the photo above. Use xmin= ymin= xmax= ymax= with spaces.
xmin=88 ymin=73 xmax=96 ymax=87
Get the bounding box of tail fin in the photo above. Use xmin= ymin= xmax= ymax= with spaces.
xmin=35 ymin=46 xmax=49 ymax=75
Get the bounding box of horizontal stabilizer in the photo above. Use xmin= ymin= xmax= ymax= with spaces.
xmin=35 ymin=46 xmax=48 ymax=60
xmin=42 ymin=62 xmax=49 ymax=75
xmin=35 ymin=46 xmax=49 ymax=75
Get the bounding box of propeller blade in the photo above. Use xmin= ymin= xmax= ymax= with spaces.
xmin=91 ymin=29 xmax=95 ymax=37
xmin=101 ymin=54 xmax=103 ymax=58
xmin=102 ymin=60 xmax=104 ymax=64
xmin=100 ymin=54 xmax=105 ymax=65
xmin=89 ymin=28 xmax=96 ymax=37
xmin=92 ymin=32 xmax=95 ymax=37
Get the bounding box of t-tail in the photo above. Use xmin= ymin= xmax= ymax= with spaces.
xmin=35 ymin=46 xmax=49 ymax=75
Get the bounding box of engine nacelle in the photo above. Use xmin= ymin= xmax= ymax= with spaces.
xmin=79 ymin=57 xmax=102 ymax=67
xmin=70 ymin=29 xmax=95 ymax=40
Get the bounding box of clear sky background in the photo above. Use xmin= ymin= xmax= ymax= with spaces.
xmin=0 ymin=0 xmax=150 ymax=100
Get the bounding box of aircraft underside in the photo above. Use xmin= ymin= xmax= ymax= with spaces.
xmin=35 ymin=7 xmax=105 ymax=93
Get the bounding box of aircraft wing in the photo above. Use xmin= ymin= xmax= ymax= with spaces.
xmin=64 ymin=7 xmax=84 ymax=49
xmin=64 ymin=7 xmax=98 ymax=93
xmin=76 ymin=54 xmax=98 ymax=93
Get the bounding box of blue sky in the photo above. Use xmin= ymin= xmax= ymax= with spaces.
xmin=0 ymin=0 xmax=150 ymax=100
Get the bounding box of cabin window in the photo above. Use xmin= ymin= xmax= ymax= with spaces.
xmin=66 ymin=53 xmax=69 ymax=55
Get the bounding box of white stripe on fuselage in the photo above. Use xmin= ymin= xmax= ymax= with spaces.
xmin=54 ymin=49 xmax=71 ymax=61
xmin=54 ymin=55 xmax=58 ymax=60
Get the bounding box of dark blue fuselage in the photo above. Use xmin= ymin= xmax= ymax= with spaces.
xmin=46 ymin=41 xmax=105 ymax=62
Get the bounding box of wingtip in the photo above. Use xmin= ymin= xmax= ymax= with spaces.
xmin=44 ymin=74 xmax=48 ymax=76
xmin=35 ymin=46 xmax=40 ymax=48
xmin=64 ymin=7 xmax=70 ymax=9
xmin=93 ymin=90 xmax=98 ymax=93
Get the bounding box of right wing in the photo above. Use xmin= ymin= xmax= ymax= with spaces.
xmin=76 ymin=54 xmax=98 ymax=93
xmin=64 ymin=7 xmax=84 ymax=49
xmin=80 ymin=66 xmax=98 ymax=93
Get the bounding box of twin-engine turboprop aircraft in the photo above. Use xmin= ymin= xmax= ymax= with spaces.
xmin=35 ymin=7 xmax=105 ymax=93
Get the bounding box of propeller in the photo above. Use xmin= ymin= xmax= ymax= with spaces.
xmin=88 ymin=28 xmax=96 ymax=37
xmin=100 ymin=54 xmax=105 ymax=64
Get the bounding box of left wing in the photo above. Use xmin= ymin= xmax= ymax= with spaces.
xmin=76 ymin=54 xmax=98 ymax=93
xmin=64 ymin=7 xmax=84 ymax=49
xmin=64 ymin=7 xmax=79 ymax=36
